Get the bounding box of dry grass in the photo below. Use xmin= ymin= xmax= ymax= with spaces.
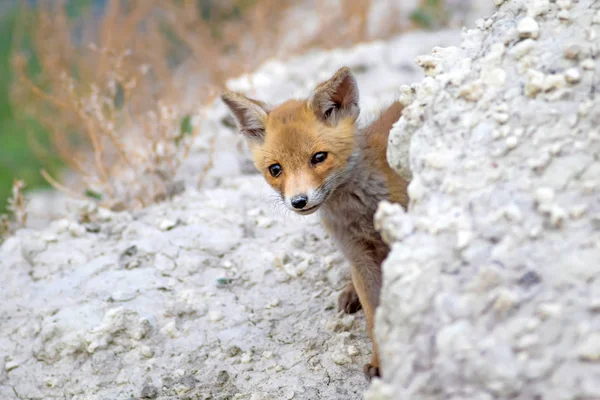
xmin=0 ymin=180 xmax=28 ymax=242
xmin=11 ymin=0 xmax=407 ymax=211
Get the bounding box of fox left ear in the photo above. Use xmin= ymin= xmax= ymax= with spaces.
xmin=310 ymin=66 xmax=359 ymax=125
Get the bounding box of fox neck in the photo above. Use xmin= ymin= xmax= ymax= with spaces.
xmin=321 ymin=134 xmax=388 ymax=217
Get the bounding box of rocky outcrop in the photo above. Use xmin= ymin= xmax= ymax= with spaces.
xmin=368 ymin=1 xmax=600 ymax=399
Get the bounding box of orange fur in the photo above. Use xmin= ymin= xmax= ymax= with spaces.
xmin=363 ymin=101 xmax=409 ymax=207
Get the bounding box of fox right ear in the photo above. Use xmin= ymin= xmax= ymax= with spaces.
xmin=221 ymin=91 xmax=269 ymax=141
xmin=310 ymin=66 xmax=359 ymax=125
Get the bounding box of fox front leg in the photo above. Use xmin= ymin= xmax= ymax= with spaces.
xmin=350 ymin=259 xmax=383 ymax=379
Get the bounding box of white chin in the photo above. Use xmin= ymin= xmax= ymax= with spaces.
xmin=295 ymin=205 xmax=320 ymax=215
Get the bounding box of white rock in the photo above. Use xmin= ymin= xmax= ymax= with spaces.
xmin=506 ymin=136 xmax=518 ymax=149
xmin=160 ymin=321 xmax=179 ymax=338
xmin=209 ymin=310 xmax=224 ymax=322
xmin=581 ymin=59 xmax=596 ymax=71
xmin=556 ymin=0 xmax=572 ymax=10
xmin=332 ymin=351 xmax=351 ymax=365
xmin=565 ymin=68 xmax=581 ymax=84
xmin=528 ymin=0 xmax=550 ymax=16
xmin=577 ymin=333 xmax=600 ymax=361
xmin=510 ymin=39 xmax=536 ymax=59
xmin=535 ymin=187 xmax=555 ymax=204
xmin=536 ymin=303 xmax=562 ymax=319
xmin=416 ymin=55 xmax=442 ymax=76
xmin=518 ymin=17 xmax=540 ymax=39
xmin=459 ymin=81 xmax=484 ymax=101
xmin=159 ymin=219 xmax=177 ymax=231
xmin=256 ymin=216 xmax=273 ymax=228
xmin=347 ymin=345 xmax=360 ymax=356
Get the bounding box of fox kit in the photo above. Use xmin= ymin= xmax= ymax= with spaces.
xmin=222 ymin=67 xmax=409 ymax=379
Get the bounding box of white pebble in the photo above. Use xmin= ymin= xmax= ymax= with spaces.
xmin=493 ymin=112 xmax=510 ymax=124
xmin=139 ymin=345 xmax=154 ymax=358
xmin=256 ymin=216 xmax=273 ymax=228
xmin=535 ymin=187 xmax=555 ymax=204
xmin=161 ymin=321 xmax=179 ymax=338
xmin=265 ymin=298 xmax=280 ymax=309
xmin=416 ymin=55 xmax=442 ymax=76
xmin=456 ymin=229 xmax=473 ymax=249
xmin=510 ymin=39 xmax=536 ymax=59
xmin=54 ymin=218 xmax=70 ymax=233
xmin=5 ymin=360 xmax=19 ymax=372
xmin=528 ymin=0 xmax=550 ymax=16
xmin=459 ymin=81 xmax=484 ymax=101
xmin=68 ymin=222 xmax=87 ymax=237
xmin=332 ymin=351 xmax=351 ymax=365
xmin=159 ymin=219 xmax=177 ymax=231
xmin=557 ymin=10 xmax=571 ymax=21
xmin=518 ymin=17 xmax=540 ymax=39
xmin=348 ymin=345 xmax=360 ymax=356
xmin=494 ymin=289 xmax=519 ymax=313
xmin=556 ymin=0 xmax=572 ymax=9
xmin=506 ymin=136 xmax=518 ymax=149
xmin=44 ymin=377 xmax=57 ymax=388
xmin=565 ymin=68 xmax=581 ymax=84
xmin=209 ymin=310 xmax=224 ymax=322
xmin=543 ymin=74 xmax=566 ymax=91
xmin=43 ymin=234 xmax=58 ymax=243
xmin=525 ymin=69 xmax=545 ymax=97
xmin=577 ymin=333 xmax=600 ymax=361
xmin=550 ymin=206 xmax=567 ymax=227
xmin=570 ymin=205 xmax=587 ymax=219
xmin=537 ymin=303 xmax=562 ymax=319
xmin=581 ymin=59 xmax=595 ymax=71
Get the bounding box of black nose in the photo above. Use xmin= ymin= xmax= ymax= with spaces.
xmin=291 ymin=195 xmax=308 ymax=209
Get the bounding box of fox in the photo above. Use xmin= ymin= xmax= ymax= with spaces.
xmin=221 ymin=66 xmax=409 ymax=379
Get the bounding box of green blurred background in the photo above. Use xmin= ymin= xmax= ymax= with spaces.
xmin=0 ymin=0 xmax=85 ymax=211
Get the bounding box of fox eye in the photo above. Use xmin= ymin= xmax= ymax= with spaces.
xmin=311 ymin=152 xmax=328 ymax=165
xmin=268 ymin=163 xmax=282 ymax=177
xmin=324 ymin=107 xmax=334 ymax=119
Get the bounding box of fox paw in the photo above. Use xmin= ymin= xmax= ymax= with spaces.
xmin=338 ymin=284 xmax=362 ymax=314
xmin=363 ymin=363 xmax=380 ymax=380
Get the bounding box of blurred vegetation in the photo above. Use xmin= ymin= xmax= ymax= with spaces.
xmin=1 ymin=0 xmax=446 ymax=214
xmin=411 ymin=0 xmax=447 ymax=30
xmin=0 ymin=4 xmax=62 ymax=211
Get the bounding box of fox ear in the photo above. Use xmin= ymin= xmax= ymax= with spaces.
xmin=221 ymin=91 xmax=269 ymax=141
xmin=310 ymin=66 xmax=359 ymax=124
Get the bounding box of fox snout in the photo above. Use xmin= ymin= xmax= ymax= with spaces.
xmin=290 ymin=195 xmax=308 ymax=209
xmin=286 ymin=190 xmax=321 ymax=214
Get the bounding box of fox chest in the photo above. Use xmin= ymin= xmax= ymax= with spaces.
xmin=320 ymin=179 xmax=391 ymax=266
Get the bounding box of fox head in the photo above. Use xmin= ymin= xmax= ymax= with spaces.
xmin=221 ymin=67 xmax=360 ymax=215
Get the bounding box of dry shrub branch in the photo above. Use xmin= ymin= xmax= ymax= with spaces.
xmin=0 ymin=180 xmax=28 ymax=242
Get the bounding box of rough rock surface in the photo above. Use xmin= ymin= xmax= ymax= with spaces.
xmin=367 ymin=1 xmax=600 ymax=399
xmin=0 ymin=30 xmax=462 ymax=400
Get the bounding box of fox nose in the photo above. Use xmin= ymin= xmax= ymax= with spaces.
xmin=291 ymin=195 xmax=308 ymax=209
